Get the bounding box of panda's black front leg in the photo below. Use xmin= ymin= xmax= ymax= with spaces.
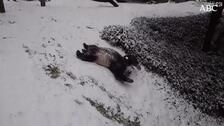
xmin=109 ymin=62 xmax=133 ymax=83
xmin=115 ymin=73 xmax=133 ymax=83
xmin=76 ymin=50 xmax=96 ymax=62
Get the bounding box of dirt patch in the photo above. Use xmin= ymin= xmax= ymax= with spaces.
xmin=43 ymin=64 xmax=61 ymax=79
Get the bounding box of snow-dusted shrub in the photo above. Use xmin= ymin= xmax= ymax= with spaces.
xmin=211 ymin=16 xmax=224 ymax=55
xmin=101 ymin=13 xmax=224 ymax=118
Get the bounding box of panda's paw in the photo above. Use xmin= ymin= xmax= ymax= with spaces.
xmin=76 ymin=50 xmax=82 ymax=58
xmin=126 ymin=78 xmax=134 ymax=83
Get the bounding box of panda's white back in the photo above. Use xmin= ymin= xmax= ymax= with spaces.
xmin=95 ymin=48 xmax=120 ymax=67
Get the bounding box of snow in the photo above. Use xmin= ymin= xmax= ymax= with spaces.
xmin=0 ymin=0 xmax=223 ymax=126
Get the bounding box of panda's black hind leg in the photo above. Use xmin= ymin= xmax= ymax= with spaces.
xmin=76 ymin=50 xmax=83 ymax=59
xmin=83 ymin=43 xmax=88 ymax=49
xmin=76 ymin=50 xmax=96 ymax=62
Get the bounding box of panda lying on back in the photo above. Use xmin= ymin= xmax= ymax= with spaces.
xmin=76 ymin=43 xmax=141 ymax=83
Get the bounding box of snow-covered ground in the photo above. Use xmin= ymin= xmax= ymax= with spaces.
xmin=0 ymin=0 xmax=223 ymax=126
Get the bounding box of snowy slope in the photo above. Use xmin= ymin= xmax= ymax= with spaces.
xmin=0 ymin=0 xmax=223 ymax=126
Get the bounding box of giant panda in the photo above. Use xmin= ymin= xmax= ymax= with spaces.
xmin=76 ymin=43 xmax=141 ymax=83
